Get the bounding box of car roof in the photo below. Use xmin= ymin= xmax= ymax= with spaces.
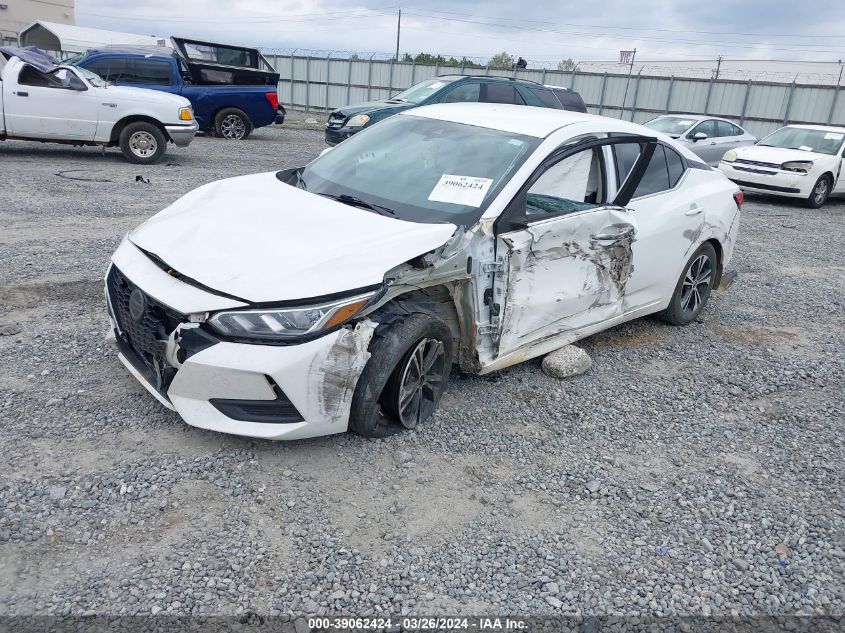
xmin=404 ymin=102 xmax=649 ymax=139
xmin=650 ymin=113 xmax=750 ymax=126
xmin=85 ymin=45 xmax=174 ymax=59
xmin=436 ymin=74 xmax=543 ymax=87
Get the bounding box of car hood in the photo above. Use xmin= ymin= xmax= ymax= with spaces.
xmin=734 ymin=144 xmax=832 ymax=163
xmin=94 ymin=84 xmax=191 ymax=109
xmin=128 ymin=172 xmax=458 ymax=303
xmin=335 ymin=100 xmax=414 ymax=117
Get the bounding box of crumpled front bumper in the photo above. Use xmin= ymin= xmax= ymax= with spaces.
xmin=165 ymin=121 xmax=200 ymax=147
xmin=104 ymin=239 xmax=376 ymax=441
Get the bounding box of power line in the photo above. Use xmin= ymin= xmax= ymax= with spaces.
xmin=401 ymin=10 xmax=845 ymax=54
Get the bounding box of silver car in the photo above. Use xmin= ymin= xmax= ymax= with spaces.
xmin=644 ymin=115 xmax=757 ymax=166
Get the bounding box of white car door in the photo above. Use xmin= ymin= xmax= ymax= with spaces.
xmin=612 ymin=142 xmax=704 ymax=310
xmin=4 ymin=66 xmax=99 ymax=140
xmin=491 ymin=137 xmax=657 ymax=357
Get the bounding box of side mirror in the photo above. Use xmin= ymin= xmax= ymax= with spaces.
xmin=692 ymin=132 xmax=707 ymax=142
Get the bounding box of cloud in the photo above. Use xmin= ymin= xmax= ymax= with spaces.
xmin=74 ymin=0 xmax=845 ymax=64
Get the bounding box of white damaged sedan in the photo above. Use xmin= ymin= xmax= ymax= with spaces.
xmin=106 ymin=104 xmax=742 ymax=440
xmin=718 ymin=124 xmax=845 ymax=208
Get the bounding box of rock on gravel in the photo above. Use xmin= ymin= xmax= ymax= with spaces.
xmin=541 ymin=345 xmax=593 ymax=379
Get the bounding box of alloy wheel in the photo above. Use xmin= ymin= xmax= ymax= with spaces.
xmin=814 ymin=179 xmax=829 ymax=205
xmin=680 ymin=254 xmax=712 ymax=317
xmin=221 ymin=115 xmax=246 ymax=139
xmin=395 ymin=337 xmax=447 ymax=429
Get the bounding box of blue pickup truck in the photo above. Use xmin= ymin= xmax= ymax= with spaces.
xmin=71 ymin=38 xmax=284 ymax=140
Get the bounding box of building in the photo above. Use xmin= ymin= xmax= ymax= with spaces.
xmin=0 ymin=0 xmax=74 ymax=46
xmin=18 ymin=21 xmax=165 ymax=54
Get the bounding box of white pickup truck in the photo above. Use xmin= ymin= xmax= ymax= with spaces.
xmin=0 ymin=48 xmax=198 ymax=164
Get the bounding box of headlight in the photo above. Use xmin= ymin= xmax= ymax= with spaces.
xmin=722 ymin=150 xmax=737 ymax=163
xmin=781 ymin=160 xmax=813 ymax=173
xmin=179 ymin=107 xmax=194 ymax=121
xmin=346 ymin=114 xmax=371 ymax=128
xmin=207 ymin=293 xmax=374 ymax=342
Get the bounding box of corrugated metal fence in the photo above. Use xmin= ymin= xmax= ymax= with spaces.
xmin=267 ymin=54 xmax=845 ymax=139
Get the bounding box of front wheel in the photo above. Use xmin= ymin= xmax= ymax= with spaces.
xmin=659 ymin=242 xmax=717 ymax=326
xmin=805 ymin=175 xmax=831 ymax=208
xmin=119 ymin=122 xmax=167 ymax=164
xmin=348 ymin=313 xmax=452 ymax=438
xmin=214 ymin=108 xmax=252 ymax=140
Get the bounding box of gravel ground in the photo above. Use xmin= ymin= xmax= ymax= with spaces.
xmin=1 ymin=124 xmax=844 ymax=627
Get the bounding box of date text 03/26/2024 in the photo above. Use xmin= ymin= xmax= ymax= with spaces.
xmin=307 ymin=617 xmax=528 ymax=630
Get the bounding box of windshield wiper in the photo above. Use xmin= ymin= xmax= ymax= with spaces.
xmin=318 ymin=193 xmax=396 ymax=216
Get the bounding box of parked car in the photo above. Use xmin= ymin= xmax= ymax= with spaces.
xmin=718 ymin=124 xmax=845 ymax=208
xmin=325 ymin=75 xmax=563 ymax=145
xmin=644 ymin=115 xmax=756 ymax=166
xmin=544 ymin=85 xmax=588 ymax=113
xmin=0 ymin=47 xmax=197 ymax=163
xmin=106 ymin=104 xmax=741 ymax=440
xmin=71 ymin=39 xmax=284 ymax=140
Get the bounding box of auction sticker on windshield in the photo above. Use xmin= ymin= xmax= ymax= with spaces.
xmin=428 ymin=175 xmax=493 ymax=207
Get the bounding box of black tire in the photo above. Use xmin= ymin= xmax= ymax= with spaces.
xmin=119 ymin=122 xmax=167 ymax=165
xmin=659 ymin=242 xmax=718 ymax=326
xmin=214 ymin=108 xmax=252 ymax=140
xmin=348 ymin=313 xmax=452 ymax=438
xmin=805 ymin=175 xmax=831 ymax=209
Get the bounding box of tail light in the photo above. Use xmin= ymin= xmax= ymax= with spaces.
xmin=733 ymin=191 xmax=744 ymax=209
xmin=265 ymin=92 xmax=279 ymax=109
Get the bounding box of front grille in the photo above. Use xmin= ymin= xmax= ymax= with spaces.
xmin=326 ymin=112 xmax=346 ymax=128
xmin=735 ymin=158 xmax=780 ymax=169
xmin=107 ymin=266 xmax=185 ymax=392
xmin=734 ymin=165 xmax=776 ymax=175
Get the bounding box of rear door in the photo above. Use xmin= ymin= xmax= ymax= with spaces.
xmin=491 ymin=136 xmax=657 ymax=357
xmin=611 ymin=141 xmax=702 ymax=310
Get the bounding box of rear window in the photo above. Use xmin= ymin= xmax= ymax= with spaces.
xmin=529 ymin=87 xmax=563 ymax=109
xmin=552 ymin=89 xmax=587 ymax=112
xmin=484 ymin=84 xmax=524 ymax=105
xmin=82 ymin=58 xmax=171 ymax=85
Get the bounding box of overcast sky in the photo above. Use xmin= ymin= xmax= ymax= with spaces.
xmin=75 ymin=0 xmax=845 ymax=64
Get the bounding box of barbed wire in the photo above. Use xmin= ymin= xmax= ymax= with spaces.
xmin=260 ymin=48 xmax=844 ymax=85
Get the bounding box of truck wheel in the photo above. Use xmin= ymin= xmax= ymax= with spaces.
xmin=119 ymin=122 xmax=167 ymax=164
xmin=214 ymin=108 xmax=252 ymax=140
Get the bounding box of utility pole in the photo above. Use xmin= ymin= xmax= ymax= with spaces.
xmin=715 ymin=55 xmax=723 ymax=80
xmin=395 ymin=9 xmax=401 ymax=61
xmin=620 ymin=48 xmax=636 ymax=119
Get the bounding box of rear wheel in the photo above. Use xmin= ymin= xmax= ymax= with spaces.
xmin=348 ymin=313 xmax=452 ymax=438
xmin=659 ymin=243 xmax=717 ymax=326
xmin=805 ymin=175 xmax=831 ymax=208
xmin=119 ymin=122 xmax=166 ymax=164
xmin=214 ymin=108 xmax=252 ymax=140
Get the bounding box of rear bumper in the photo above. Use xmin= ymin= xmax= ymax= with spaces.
xmin=165 ymin=121 xmax=199 ymax=147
